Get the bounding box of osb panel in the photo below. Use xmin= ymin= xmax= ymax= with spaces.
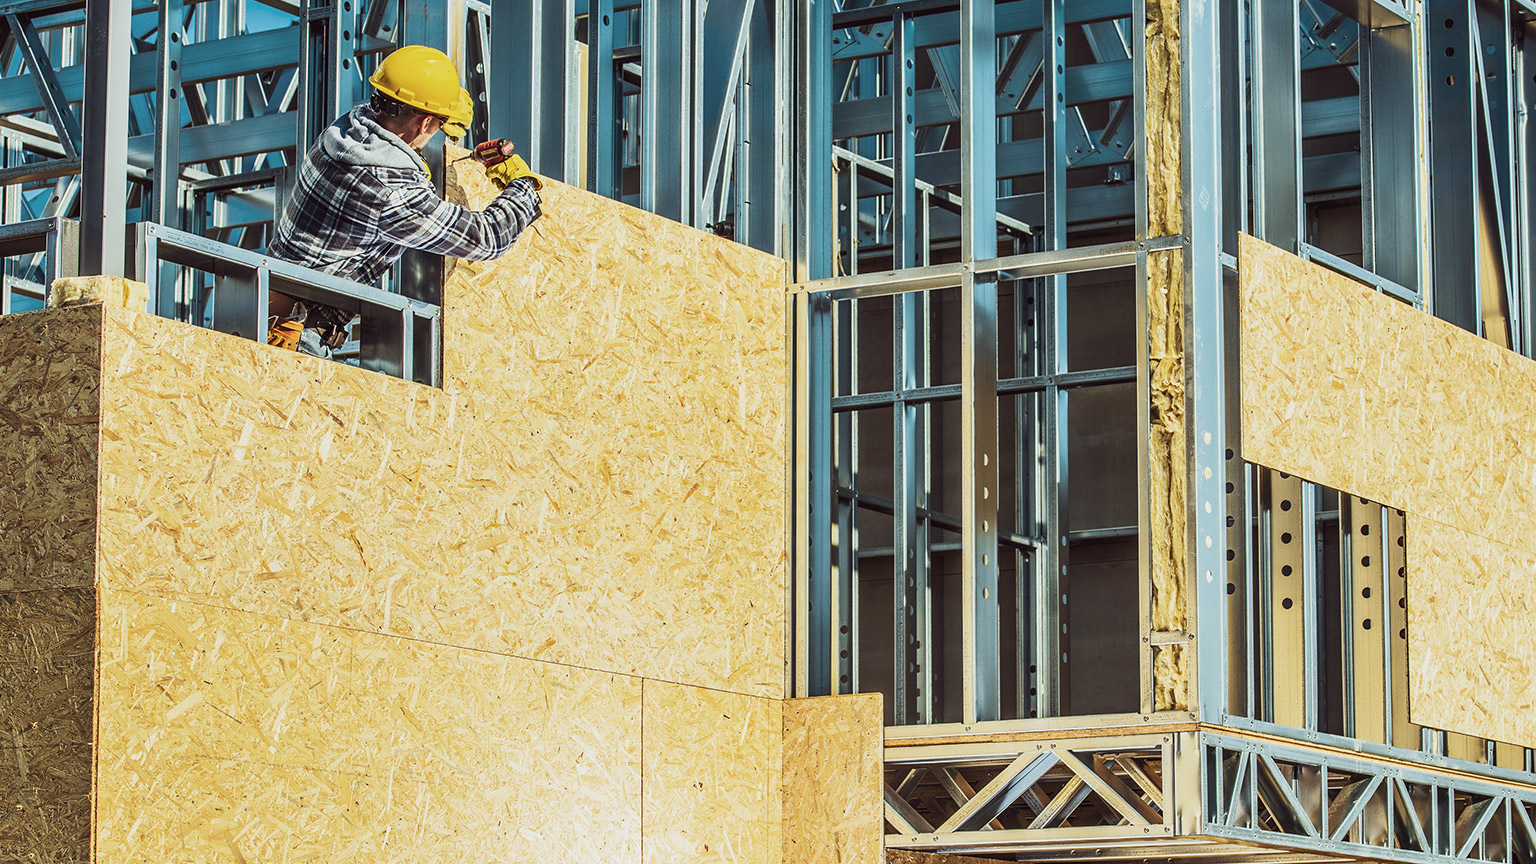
xmin=0 ymin=305 xmax=100 ymax=593
xmin=782 ymin=694 xmax=884 ymax=864
xmin=1239 ymin=233 xmax=1536 ymax=540
xmin=1239 ymin=233 xmax=1536 ymax=746
xmin=1145 ymin=0 xmax=1181 ymax=236
xmin=95 ymin=160 xmax=787 ymax=698
xmin=1406 ymin=518 xmax=1536 ymax=749
xmin=95 ymin=588 xmax=642 ymax=863
xmin=0 ymin=588 xmax=95 ymax=750
xmin=643 ymin=679 xmax=782 ymax=864
xmin=0 ymin=743 xmax=91 ymax=864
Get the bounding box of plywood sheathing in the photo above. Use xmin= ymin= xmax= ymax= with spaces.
xmin=94 ymin=167 xmax=787 ymax=699
xmin=643 ymin=679 xmax=783 ymax=864
xmin=0 ymin=589 xmax=94 ymax=863
xmin=49 ymin=276 xmax=148 ymax=313
xmin=1145 ymin=0 xmax=1182 ymax=237
xmin=1407 ymin=520 xmax=1536 ymax=748
xmin=94 ymin=588 xmax=643 ymax=861
xmin=0 ymin=305 xmax=101 ymax=593
xmin=1238 ymin=232 xmax=1536 ymax=747
xmin=783 ymin=694 xmax=885 ymax=864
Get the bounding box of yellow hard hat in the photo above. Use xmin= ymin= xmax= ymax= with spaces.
xmin=441 ymin=88 xmax=474 ymax=139
xmin=368 ymin=45 xmax=462 ymax=119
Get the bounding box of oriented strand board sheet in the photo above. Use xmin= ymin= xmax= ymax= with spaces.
xmin=0 ymin=588 xmax=94 ymax=863
xmin=93 ymin=160 xmax=787 ymax=699
xmin=0 ymin=743 xmax=90 ymax=864
xmin=0 ymin=306 xmax=100 ymax=864
xmin=643 ymin=679 xmax=783 ymax=864
xmin=0 ymin=305 xmax=100 ymax=593
xmin=1406 ymin=519 xmax=1536 ymax=748
xmin=1239 ymin=232 xmax=1536 ymax=746
xmin=94 ymin=587 xmax=642 ymax=862
xmin=1238 ymin=232 xmax=1536 ymax=534
xmin=782 ymin=694 xmax=884 ymax=864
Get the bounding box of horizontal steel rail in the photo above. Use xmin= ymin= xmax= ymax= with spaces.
xmin=135 ymin=222 xmax=440 ymax=386
xmin=0 ymin=215 xmax=77 ymax=312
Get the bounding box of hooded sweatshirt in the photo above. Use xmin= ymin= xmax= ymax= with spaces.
xmin=269 ymin=105 xmax=541 ymax=286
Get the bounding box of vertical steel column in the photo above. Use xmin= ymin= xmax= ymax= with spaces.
xmin=890 ymin=11 xmax=921 ymax=726
xmin=153 ymin=0 xmax=186 ymax=318
xmin=1343 ymin=498 xmax=1387 ymax=743
xmin=397 ymin=0 xmax=455 ymax=305
xmin=1039 ymin=0 xmax=1067 ymax=718
xmin=1185 ymin=0 xmax=1227 ymax=720
xmin=793 ymin=0 xmax=831 ymax=282
xmin=833 ymin=303 xmax=856 ymax=695
xmin=153 ymin=0 xmax=185 ymax=227
xmin=738 ymin=3 xmax=778 ymax=251
xmin=959 ymin=0 xmax=999 ymax=725
xmin=586 ymin=0 xmax=619 ymax=198
xmin=1360 ymin=22 xmax=1422 ymax=293
xmin=892 ymin=290 xmax=923 ymax=724
xmin=1427 ymin=0 xmax=1480 ymax=332
xmin=795 ymin=291 xmax=835 ymax=697
xmin=1218 ymin=0 xmax=1245 ymax=250
xmin=1522 ymin=30 xmax=1536 ymax=355
xmin=79 ymin=0 xmax=130 ymax=278
xmin=1299 ymin=481 xmax=1320 ymax=731
xmin=1262 ymin=472 xmax=1305 ymax=725
xmin=490 ymin=0 xmax=575 ymax=182
xmin=641 ymin=0 xmax=694 ymax=221
xmin=1250 ymin=0 xmax=1301 ymax=250
xmin=892 ymin=13 xmax=916 ymax=269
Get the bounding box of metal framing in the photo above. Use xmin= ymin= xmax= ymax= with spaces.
xmin=6 ymin=0 xmax=1536 ymax=860
xmin=788 ymin=0 xmax=1536 ymax=860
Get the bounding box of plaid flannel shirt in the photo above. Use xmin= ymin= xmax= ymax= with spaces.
xmin=270 ymin=106 xmax=541 ymax=286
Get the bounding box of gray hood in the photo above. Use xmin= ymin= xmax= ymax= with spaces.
xmin=318 ymin=105 xmax=426 ymax=173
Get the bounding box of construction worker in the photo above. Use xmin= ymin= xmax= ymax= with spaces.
xmin=266 ymin=45 xmax=542 ymax=357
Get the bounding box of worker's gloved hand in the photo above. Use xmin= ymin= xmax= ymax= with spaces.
xmin=486 ymin=154 xmax=544 ymax=191
xmin=472 ymin=138 xmax=516 ymax=167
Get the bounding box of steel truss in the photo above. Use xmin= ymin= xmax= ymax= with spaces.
xmin=884 ymin=727 xmax=1536 ymax=864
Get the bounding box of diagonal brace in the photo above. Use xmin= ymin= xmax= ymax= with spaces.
xmin=7 ymin=13 xmax=82 ymax=159
xmin=937 ymin=751 xmax=1057 ymax=833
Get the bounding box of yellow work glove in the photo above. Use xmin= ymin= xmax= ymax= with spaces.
xmin=486 ymin=154 xmax=543 ymax=191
